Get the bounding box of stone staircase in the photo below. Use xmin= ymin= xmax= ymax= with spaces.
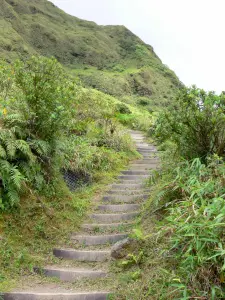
xmin=3 ymin=130 xmax=159 ymax=300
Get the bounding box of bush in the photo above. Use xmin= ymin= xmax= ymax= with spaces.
xmin=154 ymin=86 xmax=225 ymax=161
xmin=137 ymin=97 xmax=150 ymax=106
xmin=0 ymin=57 xmax=77 ymax=209
xmin=156 ymin=157 xmax=225 ymax=298
xmin=13 ymin=56 xmax=76 ymax=142
xmin=0 ymin=56 xmax=141 ymax=210
xmin=115 ymin=103 xmax=131 ymax=114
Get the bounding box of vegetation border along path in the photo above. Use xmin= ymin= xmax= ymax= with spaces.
xmin=2 ymin=130 xmax=159 ymax=300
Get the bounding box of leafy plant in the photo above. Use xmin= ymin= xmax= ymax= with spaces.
xmin=157 ymin=156 xmax=225 ymax=297
xmin=120 ymin=251 xmax=144 ymax=268
xmin=154 ymin=86 xmax=225 ymax=161
xmin=115 ymin=103 xmax=131 ymax=114
xmin=13 ymin=56 xmax=76 ymax=142
xmin=0 ymin=57 xmax=78 ymax=209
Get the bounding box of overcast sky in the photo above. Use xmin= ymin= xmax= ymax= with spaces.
xmin=51 ymin=0 xmax=225 ymax=93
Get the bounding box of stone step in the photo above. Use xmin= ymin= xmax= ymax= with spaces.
xmin=3 ymin=292 xmax=110 ymax=300
xmin=118 ymin=175 xmax=149 ymax=180
xmin=91 ymin=212 xmax=139 ymax=223
xmin=110 ymin=183 xmax=145 ymax=189
xmin=138 ymin=151 xmax=157 ymax=154
xmin=53 ymin=248 xmax=110 ymax=262
xmin=137 ymin=144 xmax=155 ymax=147
xmin=34 ymin=267 xmax=106 ymax=281
xmin=139 ymin=147 xmax=156 ymax=149
xmin=101 ymin=198 xmax=144 ymax=204
xmin=129 ymin=132 xmax=143 ymax=136
xmin=103 ymin=194 xmax=148 ymax=202
xmin=71 ymin=233 xmax=128 ymax=245
xmin=81 ymin=222 xmax=134 ymax=231
xmin=130 ymin=163 xmax=159 ymax=167
xmin=140 ymin=153 xmax=157 ymax=157
xmin=131 ymin=137 xmax=144 ymax=140
xmin=137 ymin=147 xmax=156 ymax=151
xmin=138 ymin=149 xmax=154 ymax=153
xmin=128 ymin=166 xmax=157 ymax=171
xmin=118 ymin=180 xmax=148 ymax=184
xmin=133 ymin=159 xmax=159 ymax=164
xmin=129 ymin=166 xmax=158 ymax=171
xmin=137 ymin=149 xmax=158 ymax=151
xmin=97 ymin=204 xmax=140 ymax=212
xmin=106 ymin=189 xmax=150 ymax=195
xmin=121 ymin=170 xmax=150 ymax=175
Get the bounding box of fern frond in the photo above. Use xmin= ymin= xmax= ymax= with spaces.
xmin=0 ymin=159 xmax=11 ymax=175
xmin=10 ymin=167 xmax=25 ymax=189
xmin=15 ymin=140 xmax=35 ymax=160
xmin=4 ymin=113 xmax=25 ymax=125
xmin=0 ymin=128 xmax=14 ymax=141
xmin=0 ymin=145 xmax=6 ymax=159
xmin=29 ymin=139 xmax=51 ymax=156
xmin=5 ymin=138 xmax=16 ymax=158
xmin=7 ymin=187 xmax=20 ymax=206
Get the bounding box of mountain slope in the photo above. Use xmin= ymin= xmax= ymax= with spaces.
xmin=0 ymin=0 xmax=182 ymax=108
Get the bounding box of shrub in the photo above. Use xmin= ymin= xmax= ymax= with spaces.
xmin=13 ymin=56 xmax=76 ymax=142
xmin=115 ymin=103 xmax=131 ymax=114
xmin=0 ymin=57 xmax=77 ymax=209
xmin=156 ymin=157 xmax=225 ymax=298
xmin=137 ymin=97 xmax=150 ymax=106
xmin=154 ymin=86 xmax=225 ymax=161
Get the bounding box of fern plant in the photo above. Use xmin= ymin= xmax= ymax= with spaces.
xmin=0 ymin=126 xmax=34 ymax=209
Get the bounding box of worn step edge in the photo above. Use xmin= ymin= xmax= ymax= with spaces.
xmin=71 ymin=233 xmax=128 ymax=245
xmin=106 ymin=189 xmax=151 ymax=195
xmin=97 ymin=204 xmax=140 ymax=212
xmin=117 ymin=175 xmax=149 ymax=180
xmin=53 ymin=248 xmax=110 ymax=262
xmin=110 ymin=184 xmax=145 ymax=189
xmin=140 ymin=154 xmax=157 ymax=157
xmin=90 ymin=212 xmax=139 ymax=223
xmin=137 ymin=147 xmax=156 ymax=150
xmin=137 ymin=152 xmax=158 ymax=154
xmin=132 ymin=160 xmax=159 ymax=164
xmin=121 ymin=170 xmax=150 ymax=176
xmin=34 ymin=267 xmax=107 ymax=281
xmin=3 ymin=292 xmax=110 ymax=300
xmin=103 ymin=194 xmax=149 ymax=201
xmin=81 ymin=222 xmax=135 ymax=231
xmin=129 ymin=163 xmax=159 ymax=167
xmin=118 ymin=181 xmax=148 ymax=185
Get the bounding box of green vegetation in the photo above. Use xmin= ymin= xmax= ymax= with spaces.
xmin=1 ymin=0 xmax=181 ymax=110
xmin=112 ymin=87 xmax=225 ymax=299
xmin=6 ymin=1 xmax=223 ymax=298
xmin=154 ymin=86 xmax=225 ymax=160
xmin=0 ymin=55 xmax=144 ymax=290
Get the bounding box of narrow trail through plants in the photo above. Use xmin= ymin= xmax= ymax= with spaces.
xmin=3 ymin=130 xmax=159 ymax=300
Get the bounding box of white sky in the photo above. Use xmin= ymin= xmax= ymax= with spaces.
xmin=51 ymin=0 xmax=225 ymax=93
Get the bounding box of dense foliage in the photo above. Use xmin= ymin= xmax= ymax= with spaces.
xmin=0 ymin=56 xmax=141 ymax=211
xmin=154 ymin=86 xmax=225 ymax=161
xmin=148 ymin=86 xmax=225 ymax=298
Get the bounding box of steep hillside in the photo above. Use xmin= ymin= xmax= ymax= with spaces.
xmin=0 ymin=0 xmax=182 ymax=109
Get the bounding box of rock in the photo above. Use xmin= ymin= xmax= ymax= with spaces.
xmin=111 ymin=238 xmax=134 ymax=259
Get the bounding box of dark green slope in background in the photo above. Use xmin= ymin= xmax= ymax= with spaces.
xmin=0 ymin=0 xmax=182 ymax=109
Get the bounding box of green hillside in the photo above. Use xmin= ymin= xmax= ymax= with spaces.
xmin=0 ymin=0 xmax=181 ymax=109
